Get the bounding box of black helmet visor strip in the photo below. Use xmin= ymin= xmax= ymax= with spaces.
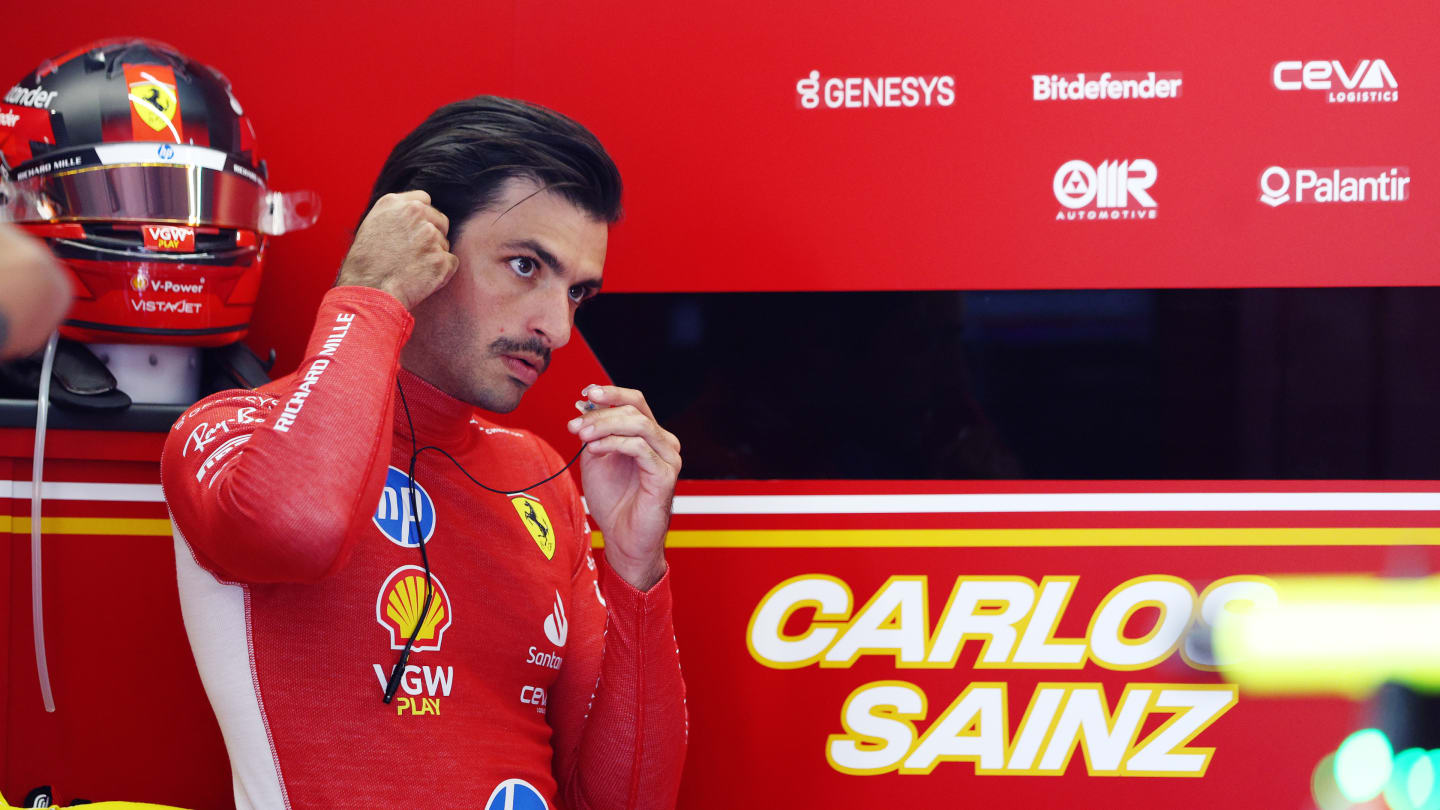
xmin=0 ymin=143 xmax=317 ymax=234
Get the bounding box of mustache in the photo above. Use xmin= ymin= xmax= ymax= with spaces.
xmin=490 ymin=337 xmax=551 ymax=372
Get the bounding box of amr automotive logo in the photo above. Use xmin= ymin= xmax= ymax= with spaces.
xmin=1053 ymin=159 xmax=1157 ymax=220
xmin=1258 ymin=166 xmax=1410 ymax=207
xmin=1272 ymin=59 xmax=1397 ymax=103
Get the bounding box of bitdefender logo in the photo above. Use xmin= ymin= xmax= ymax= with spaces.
xmin=1053 ymin=159 xmax=1158 ymax=221
xmin=1033 ymin=72 xmax=1182 ymax=101
xmin=1272 ymin=59 xmax=1397 ymax=103
xmin=1258 ymin=166 xmax=1410 ymax=207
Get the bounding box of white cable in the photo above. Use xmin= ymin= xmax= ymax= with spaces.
xmin=31 ymin=330 xmax=58 ymax=713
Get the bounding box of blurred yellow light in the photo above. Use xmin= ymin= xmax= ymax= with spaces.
xmin=1214 ymin=575 xmax=1440 ymax=698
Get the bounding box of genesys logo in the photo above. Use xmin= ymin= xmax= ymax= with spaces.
xmin=375 ymin=466 xmax=436 ymax=547
xmin=1053 ymin=159 xmax=1157 ymax=221
xmin=1033 ymin=72 xmax=1182 ymax=101
xmin=377 ymin=565 xmax=452 ymax=652
xmin=1272 ymin=59 xmax=1397 ymax=103
xmin=1258 ymin=166 xmax=1410 ymax=207
xmin=796 ymin=70 xmax=955 ymax=110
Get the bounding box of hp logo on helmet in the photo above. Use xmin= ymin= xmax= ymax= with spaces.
xmin=373 ymin=466 xmax=436 ymax=547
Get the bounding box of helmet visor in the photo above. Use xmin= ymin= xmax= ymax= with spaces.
xmin=1 ymin=143 xmax=318 ymax=234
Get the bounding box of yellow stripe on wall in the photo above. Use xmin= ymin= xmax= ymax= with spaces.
xmin=4 ymin=519 xmax=1433 ymax=546
xmin=1 ymin=516 xmax=174 ymax=536
xmin=593 ymin=527 xmax=1440 ymax=549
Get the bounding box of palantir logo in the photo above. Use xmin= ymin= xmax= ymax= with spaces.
xmin=1258 ymin=165 xmax=1410 ymax=206
xmin=1259 ymin=167 xmax=1291 ymax=206
xmin=1053 ymin=159 xmax=1158 ymax=221
xmin=374 ymin=466 xmax=436 ymax=547
xmin=485 ymin=779 xmax=547 ymax=810
xmin=544 ymin=590 xmax=568 ymax=647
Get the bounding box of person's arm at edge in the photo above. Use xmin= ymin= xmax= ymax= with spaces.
xmin=0 ymin=223 xmax=72 ymax=359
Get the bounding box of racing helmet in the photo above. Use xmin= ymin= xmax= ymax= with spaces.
xmin=0 ymin=38 xmax=317 ymax=346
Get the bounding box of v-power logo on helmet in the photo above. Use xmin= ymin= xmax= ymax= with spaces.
xmin=1053 ymin=159 xmax=1157 ymax=221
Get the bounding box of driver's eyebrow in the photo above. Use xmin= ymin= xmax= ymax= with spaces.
xmin=502 ymin=239 xmax=567 ymax=276
xmin=501 ymin=238 xmax=603 ymax=293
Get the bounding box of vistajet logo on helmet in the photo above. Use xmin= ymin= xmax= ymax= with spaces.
xmin=1032 ymin=72 xmax=1182 ymax=101
xmin=795 ymin=70 xmax=955 ymax=110
xmin=1258 ymin=166 xmax=1410 ymax=207
xmin=1272 ymin=59 xmax=1397 ymax=103
xmin=1053 ymin=159 xmax=1158 ymax=221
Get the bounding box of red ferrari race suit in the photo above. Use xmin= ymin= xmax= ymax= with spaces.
xmin=161 ymin=287 xmax=687 ymax=810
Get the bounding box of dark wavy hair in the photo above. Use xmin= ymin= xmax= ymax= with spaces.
xmin=362 ymin=96 xmax=623 ymax=238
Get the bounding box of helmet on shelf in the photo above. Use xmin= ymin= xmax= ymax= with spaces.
xmin=0 ymin=38 xmax=318 ymax=346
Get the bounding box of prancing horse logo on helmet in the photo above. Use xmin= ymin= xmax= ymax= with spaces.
xmin=510 ymin=495 xmax=555 ymax=560
xmin=123 ymin=65 xmax=183 ymax=142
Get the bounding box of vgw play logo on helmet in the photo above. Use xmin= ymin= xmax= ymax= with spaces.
xmin=1053 ymin=159 xmax=1158 ymax=221
xmin=142 ymin=225 xmax=195 ymax=252
xmin=376 ymin=565 xmax=453 ymax=652
xmin=486 ymin=779 xmax=547 ymax=810
xmin=374 ymin=466 xmax=436 ymax=547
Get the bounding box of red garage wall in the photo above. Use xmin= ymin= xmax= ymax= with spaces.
xmin=5 ymin=1 xmax=1440 ymax=807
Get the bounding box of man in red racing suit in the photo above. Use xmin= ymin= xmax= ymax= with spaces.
xmin=161 ymin=97 xmax=686 ymax=809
